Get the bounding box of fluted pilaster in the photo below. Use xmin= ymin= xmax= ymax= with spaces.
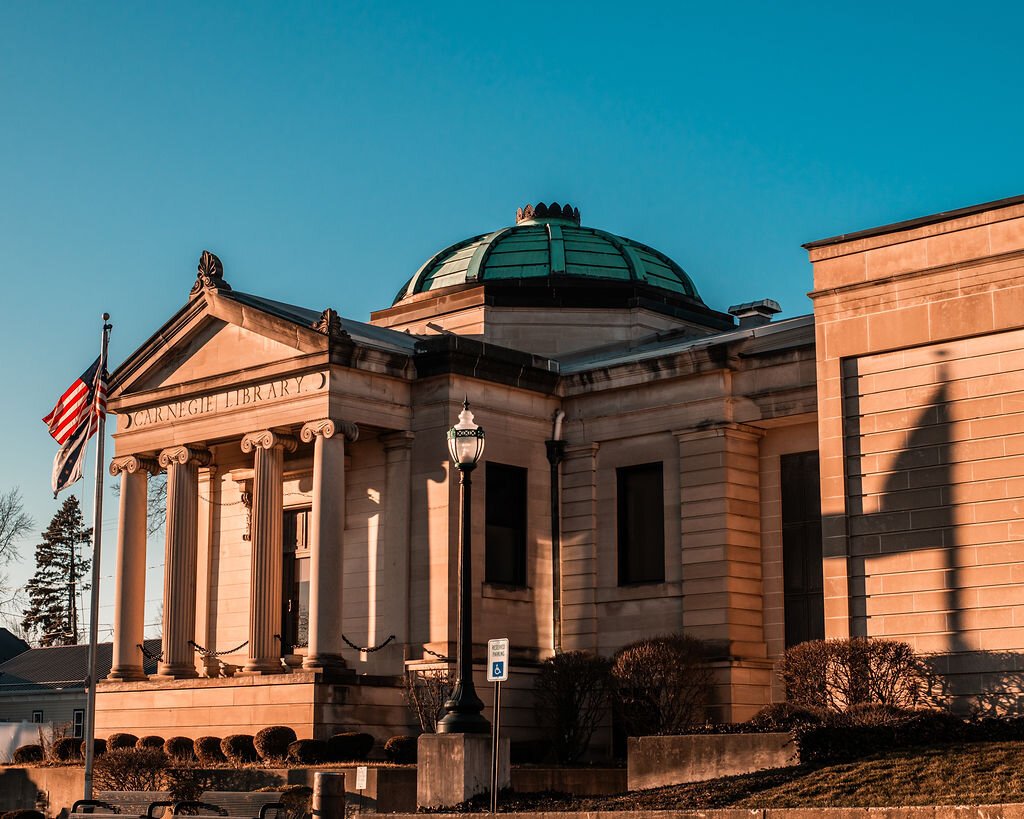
xmin=108 ymin=454 xmax=159 ymax=681
xmin=241 ymin=430 xmax=297 ymax=674
xmin=156 ymin=445 xmax=211 ymax=678
xmin=381 ymin=430 xmax=414 ymax=670
xmin=301 ymin=419 xmax=358 ymax=671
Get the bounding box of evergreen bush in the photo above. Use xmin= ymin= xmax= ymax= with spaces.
xmin=383 ymin=735 xmax=417 ymax=764
xmin=327 ymin=732 xmax=374 ymax=761
xmin=107 ymin=733 xmax=139 ymax=751
xmin=11 ymin=744 xmax=44 ymax=764
xmin=221 ymin=734 xmax=258 ymax=764
xmin=195 ymin=736 xmax=226 ymax=764
xmin=254 ymin=726 xmax=297 ymax=761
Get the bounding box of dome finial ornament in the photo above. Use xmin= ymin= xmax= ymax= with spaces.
xmin=516 ymin=201 xmax=581 ymax=225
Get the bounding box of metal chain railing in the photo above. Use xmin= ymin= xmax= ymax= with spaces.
xmin=137 ymin=643 xmax=163 ymax=662
xmin=189 ymin=639 xmax=249 ymax=658
xmin=421 ymin=646 xmax=453 ymax=662
xmin=342 ymin=633 xmax=396 ymax=653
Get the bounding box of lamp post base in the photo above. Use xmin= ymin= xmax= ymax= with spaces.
xmin=417 ymin=733 xmax=510 ymax=808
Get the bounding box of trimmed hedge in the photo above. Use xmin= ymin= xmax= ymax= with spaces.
xmin=164 ymin=736 xmax=195 ymax=761
xmin=136 ymin=735 xmax=165 ymax=750
xmin=80 ymin=738 xmax=107 ymax=758
xmin=12 ymin=744 xmax=44 ymax=764
xmin=221 ymin=734 xmax=258 ymax=764
xmin=107 ymin=733 xmax=139 ymax=751
xmin=195 ymin=736 xmax=226 ymax=764
xmin=745 ymin=702 xmax=825 ymax=733
xmin=327 ymin=732 xmax=374 ymax=761
xmin=255 ymin=726 xmax=297 ymax=761
xmin=384 ymin=735 xmax=417 ymax=764
xmin=52 ymin=737 xmax=82 ymax=761
xmin=288 ymin=739 xmax=329 ymax=764
xmin=794 ymin=708 xmax=967 ymax=764
xmin=2 ymin=811 xmax=46 ymax=819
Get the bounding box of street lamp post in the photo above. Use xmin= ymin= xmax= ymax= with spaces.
xmin=437 ymin=399 xmax=490 ymax=734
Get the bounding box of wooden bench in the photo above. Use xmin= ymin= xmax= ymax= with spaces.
xmin=70 ymin=791 xmax=174 ymax=819
xmin=171 ymin=791 xmax=285 ymax=819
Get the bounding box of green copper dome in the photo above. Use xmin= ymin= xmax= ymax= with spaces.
xmin=393 ymin=201 xmax=703 ymax=304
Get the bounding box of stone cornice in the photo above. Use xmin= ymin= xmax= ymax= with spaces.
xmin=241 ymin=430 xmax=299 ymax=454
xmin=158 ymin=445 xmax=212 ymax=469
xmin=300 ymin=418 xmax=359 ymax=444
xmin=109 ymin=454 xmax=160 ymax=477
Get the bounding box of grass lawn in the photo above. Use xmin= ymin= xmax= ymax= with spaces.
xmin=493 ymin=743 xmax=1024 ymax=811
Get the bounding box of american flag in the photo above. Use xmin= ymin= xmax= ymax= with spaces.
xmin=43 ymin=355 xmax=108 ymax=495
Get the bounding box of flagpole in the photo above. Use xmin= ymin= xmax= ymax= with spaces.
xmin=83 ymin=313 xmax=111 ymax=801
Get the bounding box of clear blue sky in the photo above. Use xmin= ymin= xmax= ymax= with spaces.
xmin=2 ymin=1 xmax=1022 ymax=639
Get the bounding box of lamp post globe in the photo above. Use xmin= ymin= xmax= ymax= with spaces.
xmin=437 ymin=399 xmax=490 ymax=734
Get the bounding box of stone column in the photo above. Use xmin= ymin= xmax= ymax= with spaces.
xmin=108 ymin=454 xmax=158 ymax=681
xmin=300 ymin=419 xmax=358 ymax=671
xmin=194 ymin=465 xmax=218 ymax=676
xmin=381 ymin=432 xmax=414 ymax=661
xmin=156 ymin=445 xmax=211 ymax=679
xmin=241 ymin=430 xmax=297 ymax=674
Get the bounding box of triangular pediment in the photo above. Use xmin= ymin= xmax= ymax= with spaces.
xmin=112 ymin=292 xmax=328 ymax=399
xmin=142 ymin=317 xmax=308 ymax=390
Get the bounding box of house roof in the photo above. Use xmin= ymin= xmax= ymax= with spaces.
xmin=0 ymin=640 xmax=161 ymax=693
xmin=0 ymin=629 xmax=29 ymax=665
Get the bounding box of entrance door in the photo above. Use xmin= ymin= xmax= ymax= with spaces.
xmin=282 ymin=508 xmax=311 ymax=653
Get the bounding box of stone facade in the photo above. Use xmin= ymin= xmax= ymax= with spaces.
xmin=95 ymin=195 xmax=1024 ymax=743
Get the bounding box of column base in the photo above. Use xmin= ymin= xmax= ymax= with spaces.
xmin=242 ymin=657 xmax=286 ymax=675
xmin=303 ymin=653 xmax=348 ymax=672
xmin=417 ymin=733 xmax=510 ymax=809
xmin=106 ymin=666 xmax=148 ymax=682
xmin=153 ymin=663 xmax=199 ymax=680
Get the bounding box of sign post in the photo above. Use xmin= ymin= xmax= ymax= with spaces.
xmin=486 ymin=638 xmax=509 ymax=813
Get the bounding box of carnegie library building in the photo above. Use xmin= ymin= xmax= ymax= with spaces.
xmin=96 ymin=194 xmax=1024 ymax=740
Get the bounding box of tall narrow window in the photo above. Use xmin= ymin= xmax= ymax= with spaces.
xmin=617 ymin=462 xmax=665 ymax=585
xmin=781 ymin=451 xmax=825 ymax=647
xmin=282 ymin=508 xmax=311 ymax=653
xmin=72 ymin=709 xmax=84 ymax=739
xmin=485 ymin=463 xmax=528 ymax=587
xmin=31 ymin=710 xmax=43 ymax=723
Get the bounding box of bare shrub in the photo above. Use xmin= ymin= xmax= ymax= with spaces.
xmin=94 ymin=748 xmax=169 ymax=791
xmin=534 ymin=650 xmax=612 ymax=762
xmin=782 ymin=638 xmax=944 ymax=713
xmin=404 ymin=666 xmax=455 ymax=733
xmin=254 ymin=726 xmax=297 ymax=761
xmin=611 ymin=634 xmax=711 ymax=736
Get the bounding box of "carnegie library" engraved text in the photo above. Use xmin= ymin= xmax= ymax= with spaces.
xmin=123 ymin=373 xmax=326 ymax=430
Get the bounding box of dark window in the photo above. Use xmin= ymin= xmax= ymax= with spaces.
xmin=781 ymin=451 xmax=825 ymax=647
xmin=31 ymin=710 xmax=43 ymax=723
xmin=282 ymin=508 xmax=311 ymax=652
xmin=485 ymin=463 xmax=528 ymax=587
xmin=617 ymin=462 xmax=665 ymax=585
xmin=72 ymin=709 xmax=84 ymax=739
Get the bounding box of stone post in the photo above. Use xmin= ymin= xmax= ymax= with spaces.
xmin=300 ymin=419 xmax=357 ymax=671
xmin=156 ymin=445 xmax=211 ymax=679
xmin=241 ymin=430 xmax=297 ymax=674
xmin=107 ymin=454 xmax=158 ymax=681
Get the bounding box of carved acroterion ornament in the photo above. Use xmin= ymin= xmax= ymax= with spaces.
xmin=190 ymin=250 xmax=231 ymax=297
xmin=312 ymin=307 xmax=349 ymax=339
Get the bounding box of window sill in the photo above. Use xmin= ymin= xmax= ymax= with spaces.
xmin=482 ymin=583 xmax=533 ymax=602
xmin=597 ymin=580 xmax=682 ymax=603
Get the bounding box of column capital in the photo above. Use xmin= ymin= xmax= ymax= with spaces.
xmin=380 ymin=430 xmax=414 ymax=451
xmin=672 ymin=422 xmax=765 ymax=443
xmin=241 ymin=429 xmax=299 ymax=454
xmin=300 ymin=418 xmax=359 ymax=444
xmin=158 ymin=445 xmax=212 ymax=469
xmin=109 ymin=454 xmax=160 ymax=477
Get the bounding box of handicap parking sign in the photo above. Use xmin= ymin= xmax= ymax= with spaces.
xmin=487 ymin=638 xmax=509 ymax=681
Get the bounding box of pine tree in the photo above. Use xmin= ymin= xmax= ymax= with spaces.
xmin=22 ymin=496 xmax=92 ymax=646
